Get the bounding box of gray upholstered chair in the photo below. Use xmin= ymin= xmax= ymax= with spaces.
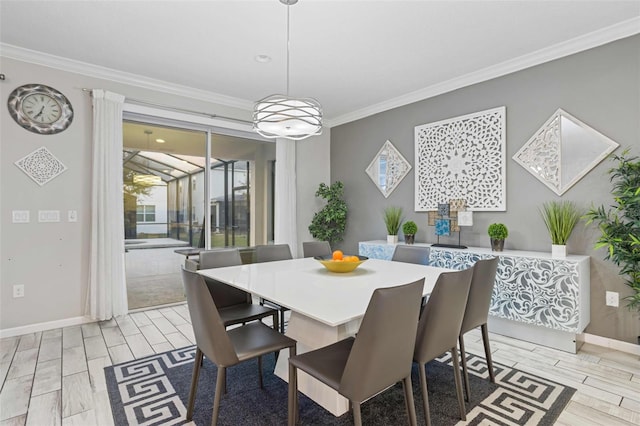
xmin=181 ymin=267 xmax=297 ymax=425
xmin=256 ymin=244 xmax=293 ymax=333
xmin=302 ymin=241 xmax=332 ymax=258
xmin=459 ymin=257 xmax=499 ymax=401
xmin=198 ymin=248 xmax=279 ymax=331
xmin=288 ymin=279 xmax=425 ymax=426
xmin=414 ymin=268 xmax=473 ymax=426
xmin=391 ymin=245 xmax=430 ymax=265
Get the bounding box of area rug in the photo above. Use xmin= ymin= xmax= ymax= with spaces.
xmin=105 ymin=346 xmax=574 ymax=425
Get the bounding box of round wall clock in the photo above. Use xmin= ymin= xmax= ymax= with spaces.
xmin=7 ymin=84 xmax=74 ymax=134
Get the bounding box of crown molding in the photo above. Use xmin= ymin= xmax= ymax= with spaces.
xmin=0 ymin=43 xmax=254 ymax=111
xmin=326 ymin=17 xmax=640 ymax=128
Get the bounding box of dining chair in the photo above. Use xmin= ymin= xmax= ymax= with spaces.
xmin=302 ymin=241 xmax=332 ymax=258
xmin=181 ymin=267 xmax=297 ymax=426
xmin=255 ymin=244 xmax=293 ymax=333
xmin=199 ymin=248 xmax=279 ymax=331
xmin=458 ymin=257 xmax=499 ymax=401
xmin=288 ymin=279 xmax=425 ymax=426
xmin=391 ymin=245 xmax=430 ymax=265
xmin=413 ymin=267 xmax=473 ymax=426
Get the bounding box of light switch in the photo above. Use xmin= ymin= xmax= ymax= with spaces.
xmin=12 ymin=210 xmax=30 ymax=223
xmin=68 ymin=210 xmax=78 ymax=222
xmin=38 ymin=210 xmax=60 ymax=223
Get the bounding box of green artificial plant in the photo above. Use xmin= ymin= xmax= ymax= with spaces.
xmin=487 ymin=223 xmax=508 ymax=240
xmin=584 ymin=151 xmax=640 ymax=310
xmin=540 ymin=201 xmax=582 ymax=245
xmin=402 ymin=220 xmax=418 ymax=235
xmin=308 ymin=181 xmax=347 ymax=245
xmin=383 ymin=206 xmax=404 ymax=235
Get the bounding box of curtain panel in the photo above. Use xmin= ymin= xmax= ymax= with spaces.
xmin=87 ymin=90 xmax=128 ymax=320
xmin=274 ymin=138 xmax=298 ymax=257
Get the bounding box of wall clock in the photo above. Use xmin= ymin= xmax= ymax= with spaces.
xmin=7 ymin=84 xmax=74 ymax=134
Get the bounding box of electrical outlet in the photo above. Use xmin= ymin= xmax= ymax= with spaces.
xmin=12 ymin=210 xmax=30 ymax=223
xmin=605 ymin=291 xmax=619 ymax=307
xmin=13 ymin=285 xmax=25 ymax=298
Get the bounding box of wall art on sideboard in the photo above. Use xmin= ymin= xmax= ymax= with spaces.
xmin=365 ymin=139 xmax=412 ymax=198
xmin=414 ymin=106 xmax=506 ymax=211
xmin=15 ymin=146 xmax=67 ymax=186
xmin=513 ymin=108 xmax=619 ymax=195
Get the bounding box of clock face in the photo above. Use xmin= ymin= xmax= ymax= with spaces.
xmin=8 ymin=84 xmax=73 ymax=134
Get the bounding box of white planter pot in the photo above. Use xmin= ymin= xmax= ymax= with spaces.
xmin=387 ymin=235 xmax=398 ymax=244
xmin=552 ymin=244 xmax=567 ymax=258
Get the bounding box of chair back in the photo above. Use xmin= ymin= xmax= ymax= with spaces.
xmin=391 ymin=245 xmax=430 ymax=265
xmin=302 ymin=241 xmax=332 ymax=258
xmin=199 ymin=248 xmax=249 ymax=308
xmin=181 ymin=267 xmax=239 ymax=367
xmin=414 ymin=268 xmax=473 ymax=362
xmin=339 ymin=279 xmax=425 ymax=402
xmin=460 ymin=257 xmax=498 ymax=334
xmin=256 ymin=244 xmax=293 ymax=262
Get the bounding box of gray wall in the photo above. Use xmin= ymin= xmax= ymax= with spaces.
xmin=331 ymin=35 xmax=640 ymax=343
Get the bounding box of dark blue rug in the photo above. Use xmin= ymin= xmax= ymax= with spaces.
xmin=105 ymin=345 xmax=574 ymax=425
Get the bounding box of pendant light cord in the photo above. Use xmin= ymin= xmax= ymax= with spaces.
xmin=286 ymin=4 xmax=290 ymax=96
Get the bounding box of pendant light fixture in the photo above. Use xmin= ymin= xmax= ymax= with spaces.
xmin=253 ymin=0 xmax=322 ymax=140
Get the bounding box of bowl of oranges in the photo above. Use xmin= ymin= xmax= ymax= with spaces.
xmin=315 ymin=250 xmax=368 ymax=273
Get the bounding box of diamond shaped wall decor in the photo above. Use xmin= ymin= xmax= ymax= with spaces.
xmin=15 ymin=146 xmax=67 ymax=186
xmin=366 ymin=140 xmax=412 ymax=198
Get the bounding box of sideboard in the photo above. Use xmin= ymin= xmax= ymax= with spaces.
xmin=359 ymin=240 xmax=590 ymax=353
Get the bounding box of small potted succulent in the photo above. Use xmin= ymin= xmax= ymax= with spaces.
xmin=402 ymin=221 xmax=418 ymax=245
xmin=488 ymin=223 xmax=508 ymax=251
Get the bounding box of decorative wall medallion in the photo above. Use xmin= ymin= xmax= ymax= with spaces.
xmin=513 ymin=108 xmax=619 ymax=195
xmin=415 ymin=107 xmax=506 ymax=211
xmin=15 ymin=146 xmax=67 ymax=186
xmin=365 ymin=140 xmax=412 ymax=198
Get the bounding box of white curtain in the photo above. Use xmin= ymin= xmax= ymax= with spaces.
xmin=274 ymin=138 xmax=298 ymax=257
xmin=87 ymin=90 xmax=128 ymax=320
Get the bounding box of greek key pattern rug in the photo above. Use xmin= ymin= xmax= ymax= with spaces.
xmin=105 ymin=345 xmax=574 ymax=425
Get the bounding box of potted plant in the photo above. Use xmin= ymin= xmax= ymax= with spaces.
xmin=487 ymin=223 xmax=508 ymax=251
xmin=584 ymin=151 xmax=640 ymax=311
xmin=309 ymin=181 xmax=347 ymax=246
xmin=540 ymin=200 xmax=581 ymax=258
xmin=402 ymin=221 xmax=418 ymax=245
xmin=384 ymin=206 xmax=403 ymax=244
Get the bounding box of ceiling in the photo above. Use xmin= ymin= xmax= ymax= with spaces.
xmin=1 ymin=1 xmax=639 ymax=126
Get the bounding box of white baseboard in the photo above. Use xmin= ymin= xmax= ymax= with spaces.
xmin=0 ymin=316 xmax=95 ymax=339
xmin=579 ymin=333 xmax=640 ymax=356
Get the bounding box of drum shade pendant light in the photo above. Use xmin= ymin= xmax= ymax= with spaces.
xmin=253 ymin=0 xmax=322 ymax=140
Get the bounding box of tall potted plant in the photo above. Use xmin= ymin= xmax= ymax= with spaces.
xmin=540 ymin=201 xmax=581 ymax=258
xmin=384 ymin=206 xmax=403 ymax=244
xmin=584 ymin=151 xmax=640 ymax=311
xmin=308 ymin=181 xmax=347 ymax=246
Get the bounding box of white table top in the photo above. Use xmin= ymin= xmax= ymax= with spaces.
xmin=199 ymin=257 xmax=452 ymax=327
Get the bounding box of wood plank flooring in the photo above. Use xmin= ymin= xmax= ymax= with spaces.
xmin=0 ymin=303 xmax=638 ymax=425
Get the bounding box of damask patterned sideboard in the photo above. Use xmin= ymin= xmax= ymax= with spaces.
xmin=359 ymin=240 xmax=590 ymax=353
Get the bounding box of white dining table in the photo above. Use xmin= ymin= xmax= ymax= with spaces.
xmin=199 ymin=257 xmax=453 ymax=416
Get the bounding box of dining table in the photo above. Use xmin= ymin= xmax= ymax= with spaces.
xmin=198 ymin=256 xmax=453 ymax=416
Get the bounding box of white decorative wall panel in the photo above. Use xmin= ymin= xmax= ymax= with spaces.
xmin=414 ymin=107 xmax=506 ymax=211
xmin=15 ymin=146 xmax=67 ymax=186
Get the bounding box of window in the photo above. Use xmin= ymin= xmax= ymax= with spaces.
xmin=137 ymin=205 xmax=156 ymax=222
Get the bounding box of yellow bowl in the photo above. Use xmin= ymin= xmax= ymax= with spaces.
xmin=315 ymin=255 xmax=368 ymax=273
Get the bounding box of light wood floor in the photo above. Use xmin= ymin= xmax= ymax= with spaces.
xmin=1 ymin=304 xmax=639 ymax=425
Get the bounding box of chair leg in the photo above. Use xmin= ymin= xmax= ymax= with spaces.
xmin=403 ymin=375 xmax=418 ymax=426
xmin=418 ymin=362 xmax=431 ymax=426
xmin=273 ymin=312 xmax=279 ymax=332
xmin=212 ymin=366 xmax=226 ymax=426
xmin=280 ymin=309 xmax=286 ymax=333
xmin=459 ymin=334 xmax=471 ymax=402
xmin=186 ymin=348 xmax=203 ymax=420
xmin=481 ymin=324 xmax=496 ymax=383
xmin=352 ymin=401 xmax=362 ymax=426
xmin=258 ymin=356 xmax=264 ymax=389
xmin=450 ymin=347 xmax=466 ymax=421
xmin=288 ymin=362 xmax=297 ymax=426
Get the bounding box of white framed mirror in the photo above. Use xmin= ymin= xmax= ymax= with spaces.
xmin=366 ymin=140 xmax=412 ymax=198
xmin=513 ymin=109 xmax=619 ymax=195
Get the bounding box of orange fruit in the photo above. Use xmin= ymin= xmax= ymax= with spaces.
xmin=348 ymin=255 xmax=360 ymax=262
xmin=332 ymin=250 xmax=343 ymax=260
